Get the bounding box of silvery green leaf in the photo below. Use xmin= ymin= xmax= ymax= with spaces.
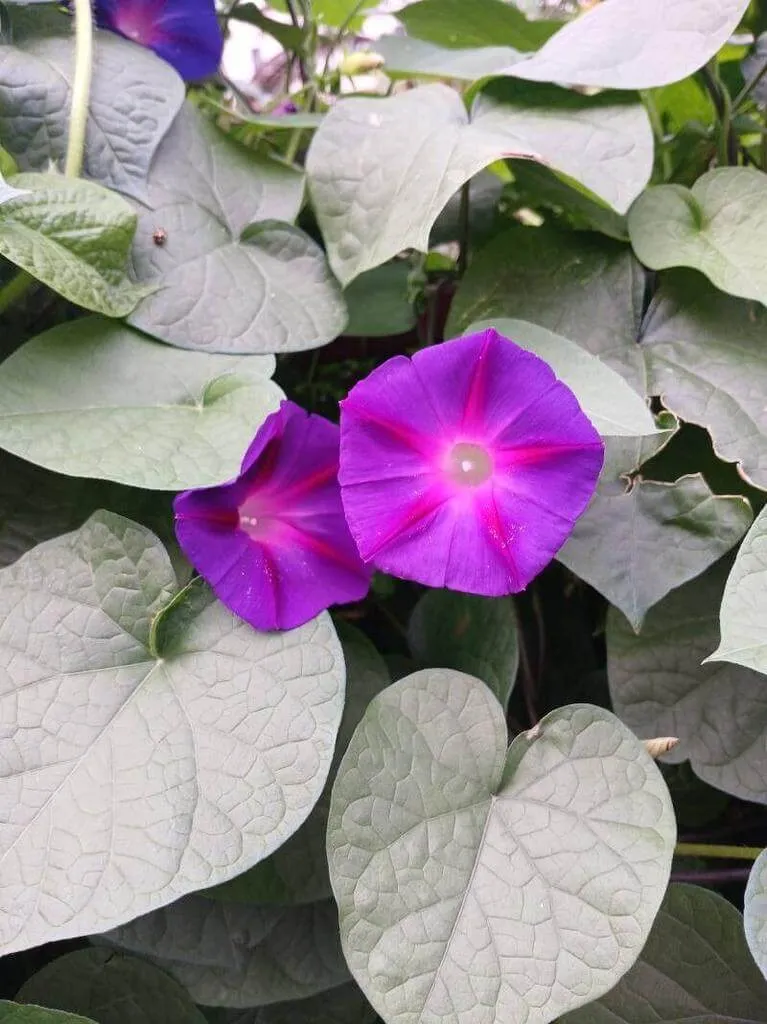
xmin=0 ymin=317 xmax=282 ymax=489
xmin=307 ymin=83 xmax=651 ymax=284
xmin=607 ymin=559 xmax=767 ymax=804
xmin=746 ymin=849 xmax=767 ymax=980
xmin=328 ymin=670 xmax=676 ymax=1024
xmin=0 ymin=512 xmax=345 ymax=955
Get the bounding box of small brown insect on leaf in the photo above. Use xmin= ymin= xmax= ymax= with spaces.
xmin=152 ymin=228 xmax=167 ymax=246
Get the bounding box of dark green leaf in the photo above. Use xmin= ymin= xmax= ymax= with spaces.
xmin=343 ymin=261 xmax=416 ymax=337
xmin=0 ymin=1006 xmax=96 ymax=1024
xmin=128 ymin=103 xmax=345 ymax=354
xmin=308 ymin=83 xmax=651 ymax=284
xmin=201 ymin=984 xmax=376 ymax=1024
xmin=229 ymin=4 xmax=304 ymax=49
xmin=560 ymin=431 xmax=752 ymax=631
xmin=99 ymin=898 xmax=349 ymax=1008
xmin=407 ymin=591 xmax=518 ymax=707
xmin=607 ymin=559 xmax=767 ymax=804
xmin=397 ymin=0 xmax=558 ymax=52
xmin=629 ymin=169 xmax=767 ymax=303
xmin=0 ymin=318 xmax=282 ymax=489
xmin=446 ymin=226 xmax=646 ymax=391
xmin=0 ymin=513 xmax=345 ymax=955
xmin=642 ymin=271 xmax=767 ymax=489
xmin=562 ymin=883 xmax=767 ymax=1023
xmin=329 ymin=671 xmax=675 ymax=1024
xmin=0 ymin=173 xmax=143 ymax=315
xmin=0 ymin=30 xmax=184 ymax=200
xmin=17 ymin=949 xmax=207 ymax=1024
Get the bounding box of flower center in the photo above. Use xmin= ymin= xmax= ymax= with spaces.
xmin=446 ymin=442 xmax=493 ymax=487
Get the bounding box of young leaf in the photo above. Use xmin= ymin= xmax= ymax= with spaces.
xmin=464 ymin=317 xmax=656 ymax=436
xmin=0 ymin=512 xmax=345 ymax=956
xmin=307 ymin=83 xmax=652 ymax=284
xmin=0 ymin=174 xmax=144 ymax=316
xmin=746 ymin=849 xmax=767 ymax=981
xmin=0 ymin=1007 xmax=96 ymax=1024
xmin=446 ymin=226 xmax=646 ymax=392
xmin=0 ymin=318 xmax=282 ymax=490
xmin=562 ymin=883 xmax=767 ymax=1023
xmin=508 ymin=0 xmax=750 ymax=89
xmin=709 ymin=505 xmax=767 ymax=674
xmin=607 ymin=559 xmax=767 ymax=804
xmin=98 ymin=898 xmax=349 ymax=1008
xmin=328 ymin=670 xmax=676 ymax=1024
xmin=0 ymin=29 xmax=184 ymax=201
xmin=205 ymin=622 xmax=391 ymax=905
xmin=396 ymin=0 xmax=559 ymax=52
xmin=407 ymin=591 xmax=519 ymax=708
xmin=559 ymin=434 xmax=752 ymax=631
xmin=629 ymin=169 xmax=767 ymax=304
xmin=17 ymin=949 xmax=207 ymax=1024
xmin=127 ymin=103 xmax=345 ymax=355
xmin=643 ymin=271 xmax=767 ymax=489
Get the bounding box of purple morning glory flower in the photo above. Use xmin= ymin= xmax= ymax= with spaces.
xmin=174 ymin=401 xmax=372 ymax=632
xmin=339 ymin=328 xmax=604 ymax=595
xmin=94 ymin=0 xmax=223 ymax=81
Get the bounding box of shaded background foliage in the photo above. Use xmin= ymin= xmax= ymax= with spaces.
xmin=1 ymin=0 xmax=767 ymax=1022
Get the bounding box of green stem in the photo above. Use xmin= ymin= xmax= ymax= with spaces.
xmin=0 ymin=270 xmax=33 ymax=315
xmin=457 ymin=181 xmax=470 ymax=277
xmin=641 ymin=90 xmax=671 ymax=181
xmin=675 ymin=842 xmax=763 ymax=861
xmin=64 ymin=0 xmax=94 ymax=177
xmin=284 ymin=128 xmax=304 ymax=165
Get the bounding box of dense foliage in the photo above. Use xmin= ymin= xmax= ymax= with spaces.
xmin=1 ymin=0 xmax=767 ymax=1021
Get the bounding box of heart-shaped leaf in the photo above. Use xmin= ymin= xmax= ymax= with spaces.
xmin=561 ymin=883 xmax=767 ymax=1023
xmin=746 ymin=850 xmax=767 ymax=980
xmin=308 ymin=83 xmax=651 ymax=284
xmin=0 ymin=1007 xmax=96 ymax=1024
xmin=0 ymin=511 xmax=345 ymax=956
xmin=0 ymin=174 xmax=144 ymax=316
xmin=128 ymin=104 xmax=345 ymax=354
xmin=0 ymin=28 xmax=183 ymax=201
xmin=508 ymin=0 xmax=750 ymax=89
xmin=0 ymin=318 xmax=283 ymax=489
xmin=464 ymin=318 xmax=656 ymax=436
xmin=407 ymin=591 xmax=518 ymax=707
xmin=377 ymin=36 xmax=523 ymax=81
xmin=0 ymin=27 xmax=183 ymax=201
xmin=328 ymin=670 xmax=676 ymax=1024
xmin=446 ymin=226 xmax=646 ymax=393
xmin=99 ymin=898 xmax=349 ymax=1008
xmin=17 ymin=949 xmax=207 ymax=1024
xmin=629 ymin=169 xmax=767 ymax=304
xmin=607 ymin=559 xmax=767 ymax=804
xmin=206 ymin=622 xmax=391 ymax=905
xmin=643 ymin=272 xmax=767 ymax=489
xmin=709 ymin=505 xmax=767 ymax=674
xmin=559 ymin=433 xmax=752 ymax=631
xmin=344 ymin=262 xmax=416 ymax=338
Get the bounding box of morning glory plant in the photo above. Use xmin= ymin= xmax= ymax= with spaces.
xmin=0 ymin=0 xmax=766 ymax=1021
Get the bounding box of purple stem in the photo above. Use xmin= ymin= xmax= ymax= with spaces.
xmin=671 ymin=866 xmax=752 ymax=885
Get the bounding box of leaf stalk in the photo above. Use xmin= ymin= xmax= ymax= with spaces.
xmin=65 ymin=0 xmax=94 ymax=177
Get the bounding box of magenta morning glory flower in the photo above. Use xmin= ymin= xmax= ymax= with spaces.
xmin=174 ymin=401 xmax=372 ymax=631
xmin=94 ymin=0 xmax=223 ymax=81
xmin=339 ymin=328 xmax=604 ymax=595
